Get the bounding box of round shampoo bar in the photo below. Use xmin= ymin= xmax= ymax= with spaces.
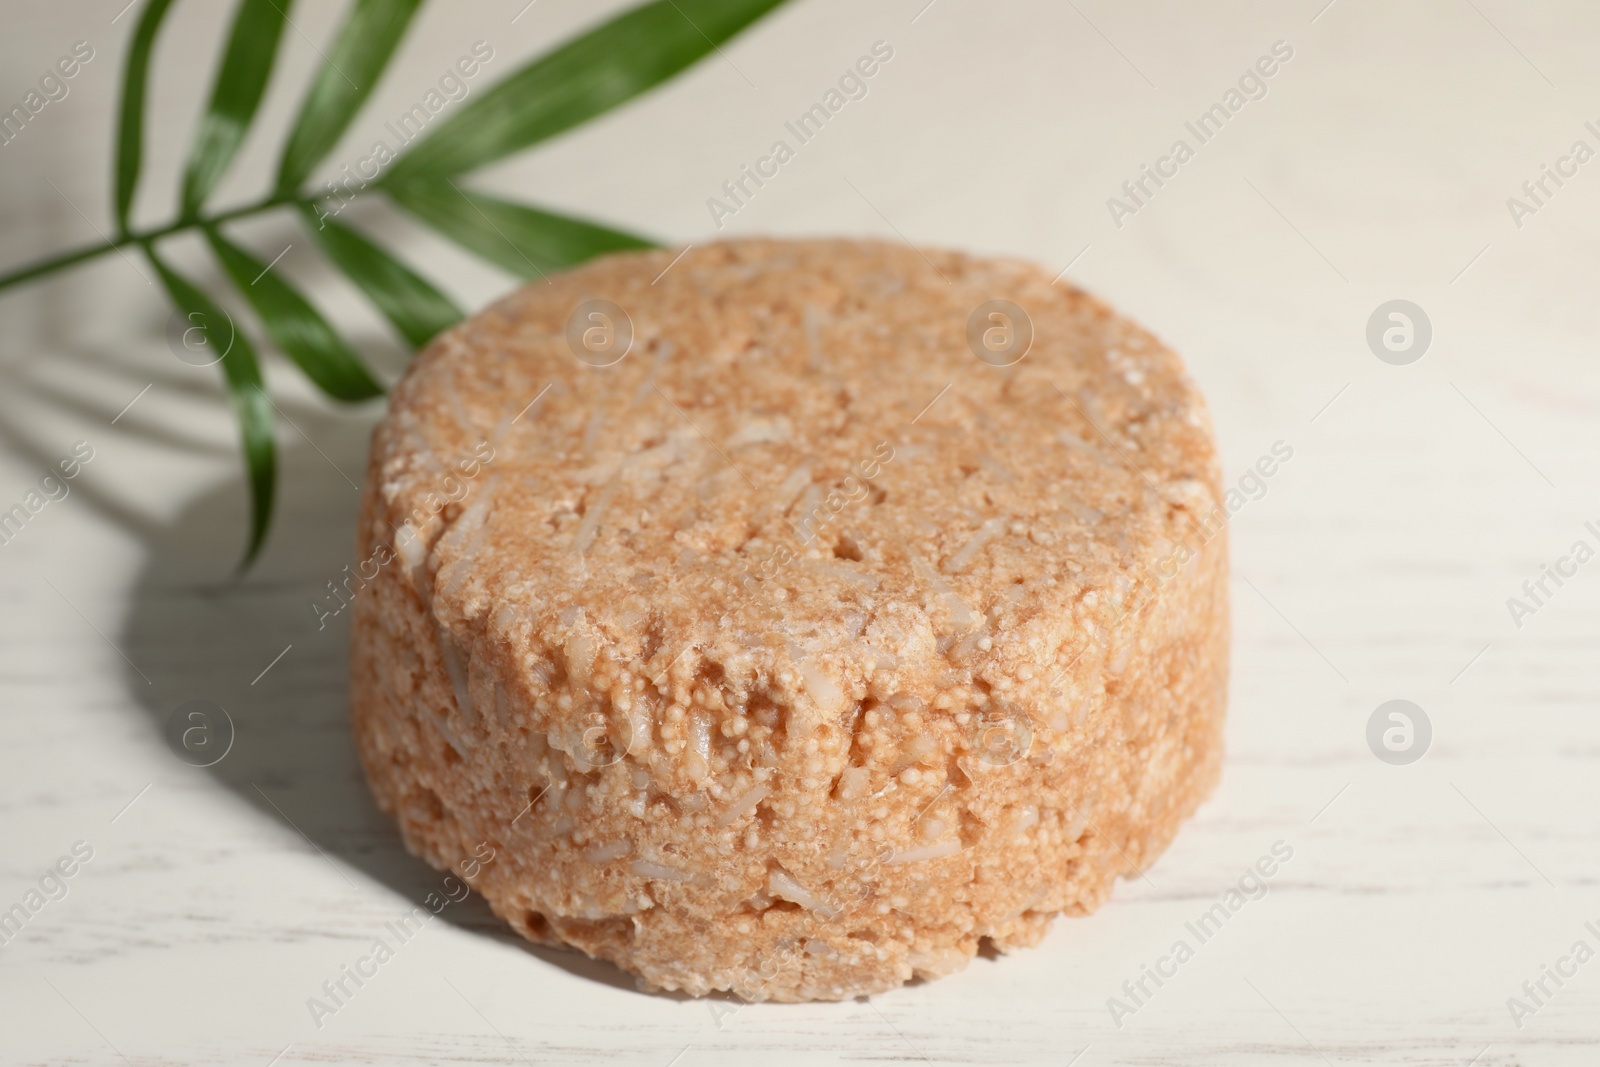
xmin=349 ymin=238 xmax=1228 ymax=1001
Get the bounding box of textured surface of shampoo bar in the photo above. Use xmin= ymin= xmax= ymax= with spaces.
xmin=349 ymin=238 xmax=1229 ymax=1001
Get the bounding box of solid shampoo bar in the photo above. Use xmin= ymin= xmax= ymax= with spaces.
xmin=349 ymin=238 xmax=1229 ymax=1001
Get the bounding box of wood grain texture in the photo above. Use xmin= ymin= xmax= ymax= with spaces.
xmin=3 ymin=0 xmax=1600 ymax=1063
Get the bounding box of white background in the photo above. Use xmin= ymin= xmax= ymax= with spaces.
xmin=2 ymin=0 xmax=1599 ymax=1063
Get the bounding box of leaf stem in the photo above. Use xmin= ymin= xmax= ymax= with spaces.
xmin=0 ymin=192 xmax=309 ymax=292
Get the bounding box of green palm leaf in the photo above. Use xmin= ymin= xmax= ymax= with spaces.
xmin=388 ymin=180 xmax=652 ymax=278
xmin=114 ymin=0 xmax=180 ymax=234
xmin=147 ymin=249 xmax=277 ymax=568
xmin=301 ymin=207 xmax=462 ymax=348
xmin=379 ymin=0 xmax=788 ymax=185
xmin=0 ymin=0 xmax=797 ymax=566
xmin=204 ymin=226 xmax=384 ymax=402
xmin=181 ymin=0 xmax=295 ymax=215
xmin=275 ymin=0 xmax=425 ymax=192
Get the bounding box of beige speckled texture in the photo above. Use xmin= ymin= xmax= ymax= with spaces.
xmin=348 ymin=238 xmax=1229 ymax=1001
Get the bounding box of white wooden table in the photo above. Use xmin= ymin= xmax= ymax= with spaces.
xmin=3 ymin=1 xmax=1599 ymax=1063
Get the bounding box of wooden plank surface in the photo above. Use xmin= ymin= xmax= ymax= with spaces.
xmin=2 ymin=1 xmax=1598 ymax=1063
